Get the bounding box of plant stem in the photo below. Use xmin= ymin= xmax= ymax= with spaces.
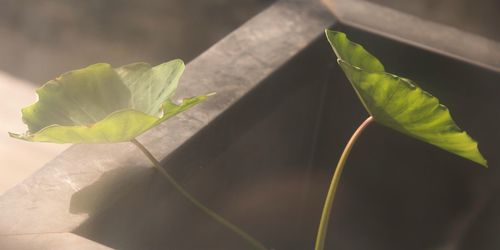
xmin=315 ymin=116 xmax=374 ymax=250
xmin=130 ymin=138 xmax=268 ymax=250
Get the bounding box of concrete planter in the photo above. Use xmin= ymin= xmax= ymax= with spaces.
xmin=1 ymin=0 xmax=499 ymax=249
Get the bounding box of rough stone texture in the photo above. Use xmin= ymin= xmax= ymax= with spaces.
xmin=367 ymin=0 xmax=500 ymax=42
xmin=69 ymin=26 xmax=500 ymax=250
xmin=0 ymin=0 xmax=272 ymax=195
xmin=0 ymin=0 xmax=334 ymax=248
xmin=0 ymin=233 xmax=111 ymax=250
xmin=322 ymin=0 xmax=500 ymax=72
xmin=3 ymin=0 xmax=498 ymax=249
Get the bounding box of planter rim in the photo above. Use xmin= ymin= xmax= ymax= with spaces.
xmin=0 ymin=0 xmax=335 ymax=248
xmin=322 ymin=0 xmax=500 ymax=73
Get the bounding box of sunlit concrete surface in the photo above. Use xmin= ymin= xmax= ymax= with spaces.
xmin=0 ymin=233 xmax=112 ymax=250
xmin=0 ymin=0 xmax=274 ymax=197
xmin=0 ymin=71 xmax=68 ymax=194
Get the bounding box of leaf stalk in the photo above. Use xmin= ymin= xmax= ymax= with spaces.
xmin=130 ymin=138 xmax=268 ymax=250
xmin=315 ymin=116 xmax=374 ymax=250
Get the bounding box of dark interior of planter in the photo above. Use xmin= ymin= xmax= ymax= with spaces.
xmin=72 ymin=25 xmax=500 ymax=250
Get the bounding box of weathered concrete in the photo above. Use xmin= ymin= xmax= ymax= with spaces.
xmin=0 ymin=0 xmax=272 ymax=195
xmin=2 ymin=0 xmax=499 ymax=249
xmin=71 ymin=26 xmax=500 ymax=249
xmin=367 ymin=0 xmax=500 ymax=42
xmin=0 ymin=233 xmax=111 ymax=250
xmin=0 ymin=0 xmax=334 ymax=248
xmin=0 ymin=72 xmax=69 ymax=194
xmin=323 ymin=0 xmax=500 ymax=72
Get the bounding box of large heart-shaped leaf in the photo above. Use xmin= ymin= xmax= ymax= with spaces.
xmin=326 ymin=30 xmax=487 ymax=167
xmin=9 ymin=60 xmax=211 ymax=143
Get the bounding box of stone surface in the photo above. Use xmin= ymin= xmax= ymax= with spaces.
xmin=0 ymin=233 xmax=111 ymax=250
xmin=0 ymin=72 xmax=69 ymax=194
xmin=2 ymin=0 xmax=498 ymax=249
xmin=322 ymin=0 xmax=500 ymax=72
xmin=72 ymin=26 xmax=500 ymax=249
xmin=368 ymin=0 xmax=500 ymax=42
xmin=0 ymin=0 xmax=271 ymax=194
xmin=0 ymin=0 xmax=334 ymax=248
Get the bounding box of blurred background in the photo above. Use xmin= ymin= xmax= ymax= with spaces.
xmin=0 ymin=0 xmax=274 ymax=194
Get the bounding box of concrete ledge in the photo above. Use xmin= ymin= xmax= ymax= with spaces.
xmin=322 ymin=0 xmax=500 ymax=72
xmin=0 ymin=233 xmax=111 ymax=250
xmin=0 ymin=71 xmax=68 ymax=194
xmin=0 ymin=0 xmax=334 ymax=244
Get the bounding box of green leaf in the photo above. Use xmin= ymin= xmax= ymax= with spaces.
xmin=9 ymin=60 xmax=212 ymax=144
xmin=21 ymin=63 xmax=131 ymax=132
xmin=115 ymin=60 xmax=184 ymax=117
xmin=325 ymin=30 xmax=487 ymax=167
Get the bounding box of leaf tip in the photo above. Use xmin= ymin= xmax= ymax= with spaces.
xmin=8 ymin=132 xmax=19 ymax=138
xmin=470 ymin=145 xmax=488 ymax=168
xmin=171 ymin=58 xmax=185 ymax=64
xmin=324 ymin=29 xmax=343 ymax=38
xmin=479 ymin=157 xmax=488 ymax=168
xmin=8 ymin=132 xmax=30 ymax=141
xmin=168 ymin=58 xmax=185 ymax=70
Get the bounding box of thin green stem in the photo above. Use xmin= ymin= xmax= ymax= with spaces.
xmin=130 ymin=138 xmax=268 ymax=250
xmin=315 ymin=116 xmax=374 ymax=250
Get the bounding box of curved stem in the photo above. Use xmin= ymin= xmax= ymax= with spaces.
xmin=130 ymin=138 xmax=268 ymax=250
xmin=315 ymin=116 xmax=374 ymax=250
